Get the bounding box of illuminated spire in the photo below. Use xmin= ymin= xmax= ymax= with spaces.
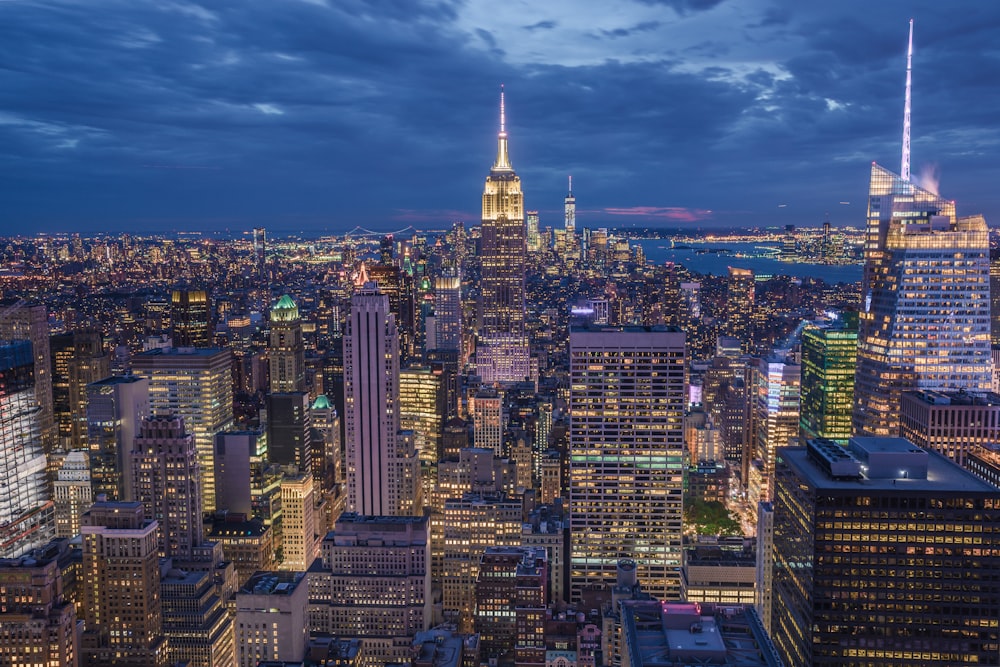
xmin=493 ymin=84 xmax=512 ymax=172
xmin=901 ymin=18 xmax=913 ymax=181
xmin=568 ymin=175 xmax=573 ymax=196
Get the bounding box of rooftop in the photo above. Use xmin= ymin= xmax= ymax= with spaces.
xmin=783 ymin=437 xmax=997 ymax=493
xmin=240 ymin=571 xmax=304 ymax=596
xmin=904 ymin=389 xmax=1000 ymax=408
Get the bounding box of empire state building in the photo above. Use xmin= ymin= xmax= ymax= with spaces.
xmin=478 ymin=87 xmax=530 ymax=385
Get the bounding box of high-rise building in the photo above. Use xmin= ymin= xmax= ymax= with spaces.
xmin=52 ymin=328 xmax=110 ymax=449
xmin=725 ymin=268 xmax=755 ymax=352
xmin=268 ymin=392 xmax=313 ymax=472
xmin=53 ymin=449 xmax=92 ymax=538
xmin=344 ymin=283 xmax=419 ymax=517
xmin=753 ymin=353 xmax=800 ymax=505
xmin=568 ymin=326 xmax=686 ymax=602
xmin=0 ymin=340 xmax=55 ymax=558
xmin=131 ymin=415 xmax=203 ymax=559
xmin=81 ymin=501 xmax=168 ymax=667
xmin=86 ymin=375 xmax=150 ymax=501
xmin=269 ymin=294 xmax=306 ymax=393
xmin=279 ymin=472 xmax=317 ymax=571
xmin=474 ymin=546 xmax=547 ymax=663
xmin=0 ymin=545 xmax=79 ymax=667
xmin=161 ymin=565 xmax=235 ymax=667
xmin=473 ymin=387 xmax=503 ymax=456
xmin=526 ymin=210 xmax=541 ymax=253
xmin=235 ymin=571 xmax=308 ymax=667
xmin=132 ymin=347 xmax=234 ymax=512
xmin=433 ymin=268 xmax=463 ymax=354
xmin=252 ymin=226 xmax=267 ymax=281
xmin=171 ymin=289 xmax=212 ymax=348
xmin=771 ymin=438 xmax=1000 ymax=666
xmin=854 ymin=163 xmax=992 ymax=436
xmin=478 ymin=86 xmax=529 ymax=385
xmin=799 ymin=315 xmax=857 ymax=444
xmin=899 ymin=389 xmax=1000 ymax=465
xmin=399 ymin=365 xmax=445 ymax=465
xmin=0 ymin=301 xmax=55 ymax=451
xmin=307 ymin=514 xmax=431 ymax=666
xmin=564 ymin=175 xmax=576 ymax=234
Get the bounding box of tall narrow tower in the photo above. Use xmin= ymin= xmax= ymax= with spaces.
xmin=478 ymin=86 xmax=529 ymax=385
xmin=853 ymin=21 xmax=992 ymax=436
xmin=564 ymin=175 xmax=576 ymax=234
xmin=269 ymin=294 xmax=306 ymax=393
xmin=344 ymin=283 xmax=419 ymax=516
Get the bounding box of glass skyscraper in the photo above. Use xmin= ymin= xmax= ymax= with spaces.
xmin=799 ymin=314 xmax=858 ymax=444
xmin=853 ymin=163 xmax=992 ymax=436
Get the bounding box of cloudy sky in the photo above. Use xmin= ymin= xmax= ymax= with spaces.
xmin=2 ymin=0 xmax=998 ymax=236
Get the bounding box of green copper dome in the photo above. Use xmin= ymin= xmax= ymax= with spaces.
xmin=270 ymin=294 xmax=299 ymax=322
xmin=312 ymin=395 xmax=331 ymax=410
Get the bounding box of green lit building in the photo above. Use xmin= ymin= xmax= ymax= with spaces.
xmin=799 ymin=314 xmax=857 ymax=445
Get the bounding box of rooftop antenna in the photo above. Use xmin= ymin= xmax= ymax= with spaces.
xmin=901 ymin=18 xmax=913 ymax=181
xmin=499 ymin=84 xmax=506 ymax=135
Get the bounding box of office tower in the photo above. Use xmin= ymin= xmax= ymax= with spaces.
xmin=0 ymin=301 xmax=55 ymax=451
xmin=213 ymin=429 xmax=266 ymax=515
xmin=900 ymin=390 xmax=1000 ymax=465
xmin=131 ymin=415 xmax=203 ymax=558
xmin=252 ymin=226 xmax=267 ymax=280
xmin=568 ymin=326 xmax=686 ymax=602
xmin=279 ymin=472 xmax=317 ymax=571
xmin=991 ymin=249 xmax=1000 ymax=347
xmin=725 ymin=268 xmax=755 ymax=352
xmin=344 ymin=283 xmax=419 ymax=517
xmin=434 ymin=268 xmax=462 ymax=354
xmin=171 ymin=288 xmax=212 ymax=347
xmin=310 ymin=394 xmax=342 ymax=491
xmin=54 ymin=449 xmax=92 ymax=538
xmin=161 ymin=566 xmax=235 ymax=667
xmin=441 ymin=493 xmax=523 ymax=623
xmin=0 ymin=340 xmax=55 ymax=558
xmin=207 ymin=515 xmax=275 ymax=587
xmin=478 ymin=87 xmax=530 ymax=385
xmin=132 ymin=347 xmax=234 ymax=512
xmin=753 ymin=353 xmax=800 ymax=504
xmin=81 ymin=502 xmax=168 ymax=667
xmin=754 ymin=501 xmax=774 ymax=634
xmin=399 ymin=365 xmax=445 ymax=465
xmin=235 ymin=572 xmax=308 ymax=667
xmin=539 ymin=451 xmax=561 ymax=503
xmin=268 ymin=391 xmax=313 ymax=472
xmin=799 ymin=315 xmax=858 ymax=444
xmin=564 ymin=175 xmax=576 ymax=233
xmin=526 ymin=210 xmax=541 ymax=252
xmin=86 ymin=375 xmax=150 ymax=501
xmin=52 ymin=328 xmax=110 ymax=449
xmin=368 ymin=262 xmax=417 ymax=364
xmin=771 ymin=438 xmax=1000 ymax=666
xmin=473 ymin=387 xmax=503 ymax=455
xmin=269 ymin=294 xmax=306 ymax=393
xmin=307 ymin=514 xmax=431 ymax=666
xmin=474 ymin=546 xmax=547 ymax=663
xmin=854 ymin=164 xmax=992 ymax=435
xmin=0 ymin=547 xmax=79 ymax=667
xmin=680 ymin=541 xmax=756 ymax=605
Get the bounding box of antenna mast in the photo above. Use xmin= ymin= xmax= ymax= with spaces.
xmin=901 ymin=19 xmax=913 ymax=181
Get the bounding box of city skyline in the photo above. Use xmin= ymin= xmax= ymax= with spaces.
xmin=2 ymin=1 xmax=1000 ymax=235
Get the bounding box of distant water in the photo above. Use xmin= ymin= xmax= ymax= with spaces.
xmin=634 ymin=239 xmax=862 ymax=284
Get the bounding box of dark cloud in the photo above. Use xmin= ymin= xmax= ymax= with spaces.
xmin=0 ymin=0 xmax=998 ymax=234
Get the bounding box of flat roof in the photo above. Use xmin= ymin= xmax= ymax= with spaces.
xmin=779 ymin=444 xmax=997 ymax=494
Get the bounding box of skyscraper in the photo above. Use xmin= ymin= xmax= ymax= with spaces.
xmin=725 ymin=268 xmax=755 ymax=352
xmin=132 ymin=347 xmax=234 ymax=512
xmin=269 ymin=294 xmax=306 ymax=393
xmin=854 ymin=22 xmax=992 ymax=435
xmin=478 ymin=86 xmax=529 ymax=385
xmin=853 ymin=164 xmax=992 ymax=435
xmin=799 ymin=315 xmax=858 ymax=444
xmin=564 ymin=175 xmax=576 ymax=234
xmin=0 ymin=301 xmax=55 ymax=452
xmin=171 ymin=288 xmax=212 ymax=348
xmin=753 ymin=353 xmax=800 ymax=504
xmin=86 ymin=374 xmax=150 ymax=501
xmin=433 ymin=268 xmax=462 ymax=354
xmin=0 ymin=340 xmax=55 ymax=558
xmin=344 ymin=283 xmax=419 ymax=516
xmin=131 ymin=414 xmax=203 ymax=559
xmin=81 ymin=501 xmax=168 ymax=667
xmin=771 ymin=438 xmax=1000 ymax=666
xmin=568 ymin=326 xmax=686 ymax=601
xmin=53 ymin=449 xmax=92 ymax=538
